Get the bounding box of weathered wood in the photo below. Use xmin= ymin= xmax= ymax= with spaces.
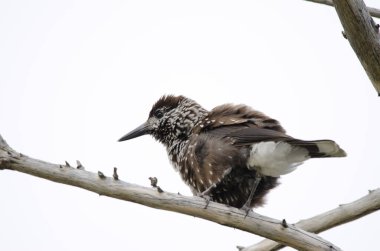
xmin=304 ymin=0 xmax=380 ymax=19
xmin=241 ymin=188 xmax=380 ymax=251
xmin=306 ymin=0 xmax=380 ymax=94
xmin=304 ymin=0 xmax=380 ymax=94
xmin=0 ymin=134 xmax=340 ymax=251
xmin=332 ymin=0 xmax=380 ymax=95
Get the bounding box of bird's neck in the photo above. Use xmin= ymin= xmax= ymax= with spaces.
xmin=164 ymin=108 xmax=208 ymax=146
xmin=165 ymin=110 xmax=208 ymax=163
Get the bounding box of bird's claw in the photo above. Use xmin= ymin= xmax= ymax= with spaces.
xmin=197 ymin=193 xmax=212 ymax=209
xmin=240 ymin=204 xmax=252 ymax=218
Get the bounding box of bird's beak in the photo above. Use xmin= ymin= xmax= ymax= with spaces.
xmin=118 ymin=122 xmax=150 ymax=142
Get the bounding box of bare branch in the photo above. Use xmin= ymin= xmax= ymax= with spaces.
xmin=0 ymin=134 xmax=340 ymax=251
xmin=305 ymin=0 xmax=380 ymax=94
xmin=303 ymin=0 xmax=380 ymax=19
xmin=332 ymin=0 xmax=380 ymax=95
xmin=241 ymin=188 xmax=380 ymax=251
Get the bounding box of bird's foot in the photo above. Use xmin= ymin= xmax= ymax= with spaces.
xmin=239 ymin=173 xmax=261 ymax=218
xmin=197 ymin=184 xmax=217 ymax=209
xmin=240 ymin=204 xmax=252 ymax=218
xmin=197 ymin=192 xmax=212 ymax=209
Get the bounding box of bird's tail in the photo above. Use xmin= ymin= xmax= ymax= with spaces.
xmin=289 ymin=139 xmax=347 ymax=158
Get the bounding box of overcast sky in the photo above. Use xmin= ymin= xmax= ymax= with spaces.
xmin=1 ymin=1 xmax=380 ymax=250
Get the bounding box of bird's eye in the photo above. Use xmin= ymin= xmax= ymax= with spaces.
xmin=154 ymin=110 xmax=164 ymax=119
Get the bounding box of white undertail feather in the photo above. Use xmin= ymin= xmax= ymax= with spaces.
xmin=314 ymin=140 xmax=347 ymax=157
xmin=248 ymin=141 xmax=309 ymax=177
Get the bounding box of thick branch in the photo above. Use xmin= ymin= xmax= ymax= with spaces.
xmin=304 ymin=0 xmax=380 ymax=19
xmin=307 ymin=0 xmax=380 ymax=94
xmin=333 ymin=1 xmax=380 ymax=95
xmin=0 ymin=134 xmax=340 ymax=251
xmin=241 ymin=188 xmax=380 ymax=251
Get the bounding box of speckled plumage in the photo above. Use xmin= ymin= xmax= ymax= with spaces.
xmin=119 ymin=95 xmax=346 ymax=208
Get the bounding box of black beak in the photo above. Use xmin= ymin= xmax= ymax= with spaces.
xmin=118 ymin=122 xmax=150 ymax=142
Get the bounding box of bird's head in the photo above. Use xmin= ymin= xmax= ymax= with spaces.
xmin=118 ymin=95 xmax=208 ymax=147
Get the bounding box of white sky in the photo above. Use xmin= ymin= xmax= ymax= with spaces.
xmin=1 ymin=1 xmax=379 ymax=250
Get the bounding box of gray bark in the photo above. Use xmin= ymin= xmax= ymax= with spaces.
xmin=241 ymin=188 xmax=380 ymax=250
xmin=304 ymin=0 xmax=380 ymax=19
xmin=305 ymin=0 xmax=380 ymax=95
xmin=0 ymin=134 xmax=340 ymax=251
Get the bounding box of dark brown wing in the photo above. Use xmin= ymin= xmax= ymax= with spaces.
xmin=207 ymin=125 xmax=344 ymax=158
xmin=195 ymin=103 xmax=344 ymax=158
xmin=209 ymin=126 xmax=291 ymax=145
xmin=191 ymin=104 xmax=286 ymax=135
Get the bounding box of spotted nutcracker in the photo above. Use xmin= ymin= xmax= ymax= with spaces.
xmin=118 ymin=95 xmax=346 ymax=211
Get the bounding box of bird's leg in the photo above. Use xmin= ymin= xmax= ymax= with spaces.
xmin=197 ymin=167 xmax=232 ymax=209
xmin=199 ymin=183 xmax=217 ymax=197
xmin=241 ymin=172 xmax=262 ymax=217
xmin=197 ymin=184 xmax=216 ymax=209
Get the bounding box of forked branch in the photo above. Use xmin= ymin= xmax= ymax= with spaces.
xmin=304 ymin=0 xmax=380 ymax=19
xmin=0 ymin=134 xmax=339 ymax=251
xmin=241 ymin=188 xmax=380 ymax=250
xmin=304 ymin=0 xmax=380 ymax=95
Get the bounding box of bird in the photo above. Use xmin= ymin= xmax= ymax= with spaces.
xmin=118 ymin=95 xmax=346 ymax=212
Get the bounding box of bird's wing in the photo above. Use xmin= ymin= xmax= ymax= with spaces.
xmin=207 ymin=125 xmax=345 ymax=158
xmin=207 ymin=125 xmax=291 ymax=145
xmin=192 ymin=103 xmax=286 ymax=134
xmin=196 ymin=104 xmax=345 ymax=157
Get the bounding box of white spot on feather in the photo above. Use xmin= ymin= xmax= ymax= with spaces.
xmin=231 ymin=195 xmax=236 ymax=202
xmin=248 ymin=141 xmax=309 ymax=177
